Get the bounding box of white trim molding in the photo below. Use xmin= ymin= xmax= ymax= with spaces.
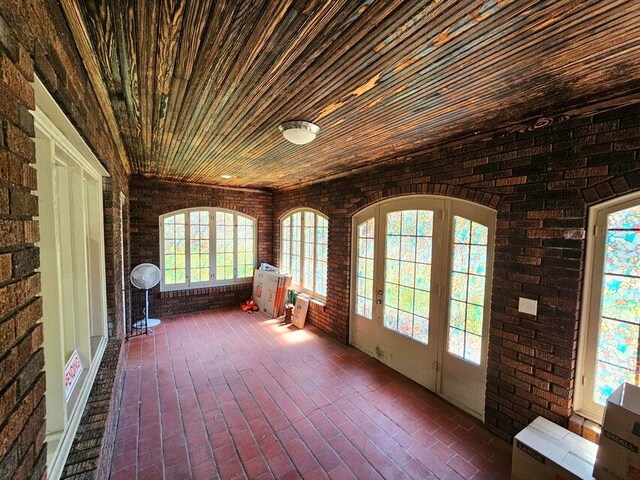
xmin=33 ymin=74 xmax=110 ymax=480
xmin=575 ymin=190 xmax=640 ymax=422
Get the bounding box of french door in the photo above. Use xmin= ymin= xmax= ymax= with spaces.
xmin=350 ymin=196 xmax=495 ymax=419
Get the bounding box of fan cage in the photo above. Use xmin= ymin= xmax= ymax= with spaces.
xmin=130 ymin=263 xmax=161 ymax=289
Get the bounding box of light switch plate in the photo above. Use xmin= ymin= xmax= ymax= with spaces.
xmin=518 ymin=297 xmax=538 ymax=316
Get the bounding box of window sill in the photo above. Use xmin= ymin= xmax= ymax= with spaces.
xmin=159 ymin=282 xmax=252 ymax=299
xmin=289 ymin=288 xmax=326 ymax=310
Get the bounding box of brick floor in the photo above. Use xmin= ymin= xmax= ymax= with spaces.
xmin=109 ymin=308 xmax=512 ymax=479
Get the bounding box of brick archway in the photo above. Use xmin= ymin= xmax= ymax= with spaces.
xmin=347 ymin=183 xmax=501 ymax=216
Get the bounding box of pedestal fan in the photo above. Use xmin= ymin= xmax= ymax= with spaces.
xmin=130 ymin=263 xmax=162 ymax=330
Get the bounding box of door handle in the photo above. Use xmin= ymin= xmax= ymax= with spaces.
xmin=376 ymin=299 xmax=382 ymax=304
xmin=377 ymin=290 xmax=383 ymax=295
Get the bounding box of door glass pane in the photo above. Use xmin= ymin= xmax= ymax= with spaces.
xmin=237 ymin=215 xmax=255 ymax=279
xmin=356 ymin=218 xmax=375 ymax=319
xmin=594 ymin=205 xmax=640 ymax=404
xmin=164 ymin=213 xmax=186 ymax=285
xmin=383 ymin=210 xmax=433 ymax=344
xmin=189 ymin=211 xmax=210 ymax=283
xmin=216 ymin=211 xmax=235 ymax=281
xmin=315 ymin=216 xmax=328 ymax=297
xmin=447 ymin=216 xmax=488 ymax=365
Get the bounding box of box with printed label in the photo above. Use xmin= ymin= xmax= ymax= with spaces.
xmin=512 ymin=416 xmax=597 ymax=480
xmin=291 ymin=294 xmax=310 ymax=329
xmin=251 ymin=269 xmax=291 ymax=318
xmin=594 ymin=382 xmax=640 ymax=480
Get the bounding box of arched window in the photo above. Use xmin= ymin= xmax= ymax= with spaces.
xmin=576 ymin=192 xmax=640 ymax=420
xmin=280 ymin=209 xmax=328 ymax=298
xmin=160 ymin=208 xmax=256 ymax=291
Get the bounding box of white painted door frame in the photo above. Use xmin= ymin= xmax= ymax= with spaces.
xmin=350 ymin=195 xmax=496 ymax=420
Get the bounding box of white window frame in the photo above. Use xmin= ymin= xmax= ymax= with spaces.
xmin=575 ymin=191 xmax=640 ymax=422
xmin=280 ymin=208 xmax=328 ymax=300
xmin=34 ymin=75 xmax=110 ymax=480
xmin=159 ymin=207 xmax=257 ymax=292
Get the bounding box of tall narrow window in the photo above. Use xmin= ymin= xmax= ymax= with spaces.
xmin=315 ymin=216 xmax=328 ymax=297
xmin=189 ymin=211 xmax=210 ymax=284
xmin=216 ymin=211 xmax=235 ymax=281
xmin=280 ymin=209 xmax=328 ymax=298
xmin=356 ymin=218 xmax=375 ymax=319
xmin=160 ymin=208 xmax=257 ymax=290
xmin=578 ymin=194 xmax=640 ymax=420
xmin=447 ymin=216 xmax=488 ymax=365
xmin=164 ymin=213 xmax=187 ymax=286
xmin=237 ymin=215 xmax=255 ymax=279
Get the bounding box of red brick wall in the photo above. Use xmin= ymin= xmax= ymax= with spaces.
xmin=273 ymin=105 xmax=640 ymax=440
xmin=104 ymin=178 xmax=131 ymax=339
xmin=0 ymin=2 xmax=129 ymax=478
xmin=129 ymin=176 xmax=274 ymax=319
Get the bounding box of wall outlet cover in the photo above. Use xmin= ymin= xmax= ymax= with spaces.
xmin=519 ymin=297 xmax=538 ymax=316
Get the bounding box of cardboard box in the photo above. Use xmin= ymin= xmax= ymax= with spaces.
xmin=512 ymin=416 xmax=597 ymax=480
xmin=594 ymin=383 xmax=640 ymax=480
xmin=251 ymin=269 xmax=291 ymax=318
xmin=291 ymin=294 xmax=310 ymax=329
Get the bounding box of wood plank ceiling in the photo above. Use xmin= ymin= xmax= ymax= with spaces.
xmin=61 ymin=0 xmax=640 ymax=190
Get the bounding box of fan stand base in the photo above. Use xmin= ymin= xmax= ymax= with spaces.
xmin=133 ymin=318 xmax=161 ymax=329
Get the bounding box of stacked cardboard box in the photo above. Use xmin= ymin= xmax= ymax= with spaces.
xmin=512 ymin=383 xmax=640 ymax=480
xmin=251 ymin=269 xmax=291 ymax=318
xmin=594 ymin=383 xmax=640 ymax=480
xmin=512 ymin=416 xmax=597 ymax=480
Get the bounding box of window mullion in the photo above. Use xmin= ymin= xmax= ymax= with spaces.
xmin=160 ymin=217 xmax=165 ymax=289
xmin=212 ymin=210 xmax=217 ymax=286
xmin=311 ymin=213 xmax=318 ymax=293
xmin=315 ymin=215 xmax=319 ymax=294
xmin=234 ymin=213 xmax=239 ymax=282
xmin=207 ymin=209 xmax=213 ymax=287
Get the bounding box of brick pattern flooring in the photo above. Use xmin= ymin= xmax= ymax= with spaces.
xmin=109 ymin=309 xmax=512 ymax=479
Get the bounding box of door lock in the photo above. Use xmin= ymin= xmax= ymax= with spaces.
xmin=376 ymin=299 xmax=382 ymax=304
xmin=377 ymin=290 xmax=383 ymax=295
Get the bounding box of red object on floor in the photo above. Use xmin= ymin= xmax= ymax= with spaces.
xmin=241 ymin=299 xmax=259 ymax=313
xmin=111 ymin=308 xmax=512 ymax=479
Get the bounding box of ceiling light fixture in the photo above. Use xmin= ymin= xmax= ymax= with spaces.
xmin=278 ymin=120 xmax=321 ymax=145
xmin=220 ymin=174 xmax=233 ymax=179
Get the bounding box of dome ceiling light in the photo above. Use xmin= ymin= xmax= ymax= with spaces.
xmin=278 ymin=120 xmax=321 ymax=145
